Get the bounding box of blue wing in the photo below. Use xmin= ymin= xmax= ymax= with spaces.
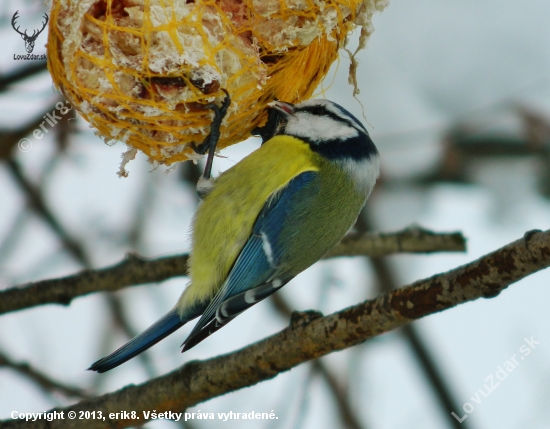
xmin=181 ymin=170 xmax=318 ymax=351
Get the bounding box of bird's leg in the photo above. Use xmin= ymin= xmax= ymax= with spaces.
xmin=192 ymin=88 xmax=231 ymax=180
xmin=192 ymin=89 xmax=230 ymax=199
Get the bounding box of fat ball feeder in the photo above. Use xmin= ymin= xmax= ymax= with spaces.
xmin=47 ymin=0 xmax=388 ymax=174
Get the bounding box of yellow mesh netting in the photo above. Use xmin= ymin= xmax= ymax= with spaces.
xmin=47 ymin=0 xmax=388 ymax=169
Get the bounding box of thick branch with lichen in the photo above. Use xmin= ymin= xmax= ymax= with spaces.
xmin=0 ymin=227 xmax=465 ymax=316
xmin=1 ymin=229 xmax=547 ymax=429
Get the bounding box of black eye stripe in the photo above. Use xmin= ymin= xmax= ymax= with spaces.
xmin=298 ymin=105 xmax=326 ymax=116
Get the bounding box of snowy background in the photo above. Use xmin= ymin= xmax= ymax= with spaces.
xmin=1 ymin=0 xmax=549 ymax=428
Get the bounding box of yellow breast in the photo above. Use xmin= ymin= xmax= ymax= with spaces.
xmin=178 ymin=135 xmax=320 ymax=310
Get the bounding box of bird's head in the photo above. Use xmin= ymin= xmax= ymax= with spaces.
xmin=269 ymin=99 xmax=378 ymax=163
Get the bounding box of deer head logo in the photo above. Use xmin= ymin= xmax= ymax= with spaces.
xmin=12 ymin=11 xmax=49 ymax=54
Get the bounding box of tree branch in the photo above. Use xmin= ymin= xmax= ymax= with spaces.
xmin=0 ymin=253 xmax=189 ymax=316
xmin=0 ymin=104 xmax=59 ymax=161
xmin=0 ymin=227 xmax=464 ymax=316
xmin=1 ymin=228 xmax=547 ymax=429
xmin=0 ymin=62 xmax=47 ymax=93
xmin=326 ymin=226 xmax=465 ymax=258
xmin=311 ymin=360 xmax=365 ymax=429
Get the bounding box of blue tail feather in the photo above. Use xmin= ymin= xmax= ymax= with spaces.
xmin=88 ymin=308 xmax=186 ymax=373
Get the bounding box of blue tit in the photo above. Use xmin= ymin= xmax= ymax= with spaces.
xmin=89 ymin=96 xmax=380 ymax=373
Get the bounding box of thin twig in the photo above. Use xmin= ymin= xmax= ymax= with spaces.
xmin=312 ymin=360 xmax=364 ymax=429
xmin=0 ymin=103 xmax=59 ymax=161
xmin=0 ymin=62 xmax=47 ymax=93
xmin=326 ymin=227 xmax=466 ymax=258
xmin=0 ymin=350 xmax=90 ymax=399
xmin=6 ymin=159 xmax=89 ymax=264
xmin=270 ymin=294 xmax=366 ymax=429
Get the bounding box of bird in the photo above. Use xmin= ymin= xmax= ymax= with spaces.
xmin=88 ymin=94 xmax=380 ymax=373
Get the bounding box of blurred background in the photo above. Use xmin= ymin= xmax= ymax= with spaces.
xmin=1 ymin=0 xmax=550 ymax=428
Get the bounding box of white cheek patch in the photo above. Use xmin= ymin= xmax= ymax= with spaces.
xmin=285 ymin=113 xmax=359 ymax=142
